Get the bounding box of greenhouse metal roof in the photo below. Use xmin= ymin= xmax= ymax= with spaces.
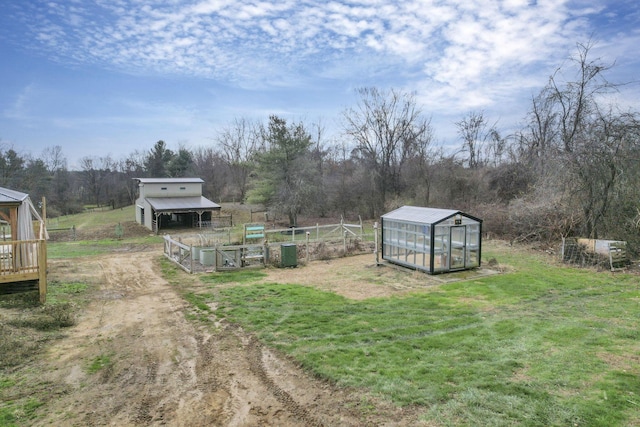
xmin=381 ymin=206 xmax=478 ymax=224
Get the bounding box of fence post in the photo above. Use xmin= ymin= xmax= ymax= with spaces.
xmin=38 ymin=240 xmax=47 ymax=304
xmin=316 ymin=223 xmax=319 ymax=240
xmin=306 ymin=231 xmax=310 ymax=264
xmin=343 ymin=230 xmax=347 ymax=253
xmin=190 ymin=245 xmax=194 ymax=273
xmin=374 ymin=222 xmax=379 ymax=265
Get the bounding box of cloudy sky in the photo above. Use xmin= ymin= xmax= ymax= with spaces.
xmin=1 ymin=0 xmax=639 ymax=169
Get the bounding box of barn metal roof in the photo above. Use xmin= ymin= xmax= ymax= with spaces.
xmin=0 ymin=186 xmax=28 ymax=204
xmin=136 ymin=178 xmax=204 ymax=184
xmin=145 ymin=196 xmax=220 ymax=212
xmin=382 ymin=206 xmax=472 ymax=224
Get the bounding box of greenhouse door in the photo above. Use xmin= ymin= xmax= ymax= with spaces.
xmin=450 ymin=226 xmax=466 ymax=270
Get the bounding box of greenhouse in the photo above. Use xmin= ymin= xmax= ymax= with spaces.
xmin=381 ymin=206 xmax=482 ymax=274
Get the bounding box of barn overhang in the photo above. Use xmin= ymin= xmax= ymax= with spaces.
xmin=145 ymin=196 xmax=221 ymax=214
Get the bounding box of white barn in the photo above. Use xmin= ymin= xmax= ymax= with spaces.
xmin=134 ymin=178 xmax=221 ymax=232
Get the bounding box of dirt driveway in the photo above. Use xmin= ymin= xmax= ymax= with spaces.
xmin=31 ymin=247 xmax=426 ymax=426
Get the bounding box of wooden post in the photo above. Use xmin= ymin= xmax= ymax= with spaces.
xmin=343 ymin=230 xmax=347 ymax=253
xmin=190 ymin=245 xmax=194 ymax=273
xmin=306 ymin=231 xmax=310 ymax=264
xmin=374 ymin=222 xmax=379 ymax=265
xmin=38 ymin=240 xmax=47 ymax=304
xmin=41 ymin=197 xmax=47 ymax=239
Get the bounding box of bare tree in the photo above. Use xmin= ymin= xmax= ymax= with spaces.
xmin=191 ymin=146 xmax=227 ymax=202
xmin=342 ymin=87 xmax=434 ymax=217
xmin=518 ymin=90 xmax=559 ymax=174
xmin=520 ymin=41 xmax=640 ymax=240
xmin=216 ymin=118 xmax=260 ymax=202
xmin=79 ymin=155 xmax=114 ymax=207
xmin=41 ymin=145 xmax=67 ymax=173
xmin=549 ymin=41 xmax=615 ymax=154
xmin=118 ymin=150 xmax=146 ymax=205
xmin=455 ymin=111 xmax=500 ymax=169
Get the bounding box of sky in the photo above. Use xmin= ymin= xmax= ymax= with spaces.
xmin=1 ymin=0 xmax=639 ymax=170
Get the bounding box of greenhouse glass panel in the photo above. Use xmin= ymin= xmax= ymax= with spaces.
xmin=381 ymin=206 xmax=482 ymax=274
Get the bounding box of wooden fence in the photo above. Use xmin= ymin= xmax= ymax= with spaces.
xmin=163 ymin=236 xmax=194 ymax=273
xmin=163 ymin=235 xmax=266 ymax=273
xmin=263 ymin=219 xmax=365 ymax=243
xmin=163 ymin=223 xmax=376 ymax=274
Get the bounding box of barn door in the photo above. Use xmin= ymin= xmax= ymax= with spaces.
xmin=450 ymin=226 xmax=466 ymax=270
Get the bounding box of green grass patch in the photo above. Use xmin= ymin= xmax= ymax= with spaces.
xmin=214 ymin=247 xmax=640 ymax=426
xmin=86 ymin=353 xmax=114 ymax=374
xmin=0 ymin=398 xmax=44 ymax=426
xmin=0 ymin=280 xmax=89 ymax=370
xmin=48 ymin=205 xmax=135 ymax=230
xmin=200 ymin=269 xmax=267 ymax=285
xmin=7 ymin=303 xmax=76 ymax=330
xmin=182 ymin=292 xmax=215 ymax=323
xmin=47 ymin=236 xmax=162 ymax=259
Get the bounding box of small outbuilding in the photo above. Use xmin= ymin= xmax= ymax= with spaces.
xmin=134 ymin=178 xmax=221 ymax=232
xmin=381 ymin=206 xmax=482 ymax=274
xmin=0 ymin=187 xmax=48 ymax=302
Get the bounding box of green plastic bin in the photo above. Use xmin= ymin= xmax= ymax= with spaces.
xmin=281 ymin=243 xmax=297 ymax=268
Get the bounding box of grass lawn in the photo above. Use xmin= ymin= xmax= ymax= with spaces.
xmin=200 ymin=243 xmax=640 ymax=426
xmin=47 ymin=205 xmax=135 ymax=230
xmin=47 ymin=236 xmax=162 ymax=259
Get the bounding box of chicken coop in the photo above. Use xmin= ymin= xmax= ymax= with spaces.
xmin=381 ymin=206 xmax=482 ymax=274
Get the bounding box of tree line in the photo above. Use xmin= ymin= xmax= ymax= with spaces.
xmin=3 ymin=43 xmax=639 ymax=250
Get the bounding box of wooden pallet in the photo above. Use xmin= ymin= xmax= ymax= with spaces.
xmin=608 ymin=242 xmax=628 ymax=272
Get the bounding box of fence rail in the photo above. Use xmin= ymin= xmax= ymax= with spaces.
xmin=163 ymin=223 xmax=376 ymax=274
xmin=263 ymin=220 xmax=364 ymax=243
xmin=0 ymin=239 xmax=48 ymax=303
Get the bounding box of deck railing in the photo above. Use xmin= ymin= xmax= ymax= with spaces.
xmin=0 ymin=239 xmax=47 ymax=303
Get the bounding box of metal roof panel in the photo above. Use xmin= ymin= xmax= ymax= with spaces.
xmin=136 ymin=178 xmax=204 ymax=184
xmin=0 ymin=187 xmax=29 ymax=204
xmin=146 ymin=196 xmax=220 ymax=212
xmin=381 ymin=206 xmax=461 ymax=224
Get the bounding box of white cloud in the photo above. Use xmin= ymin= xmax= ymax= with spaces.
xmin=3 ymin=0 xmax=631 ymax=128
xmin=3 ymin=84 xmax=38 ymax=121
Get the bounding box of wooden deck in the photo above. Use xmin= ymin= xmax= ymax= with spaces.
xmin=0 ymin=239 xmax=47 ymax=303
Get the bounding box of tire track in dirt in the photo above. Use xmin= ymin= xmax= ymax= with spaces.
xmin=34 ymin=249 xmax=337 ymax=426
xmin=245 ymin=335 xmax=325 ymax=427
xmin=32 ymin=248 xmax=425 ymax=426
